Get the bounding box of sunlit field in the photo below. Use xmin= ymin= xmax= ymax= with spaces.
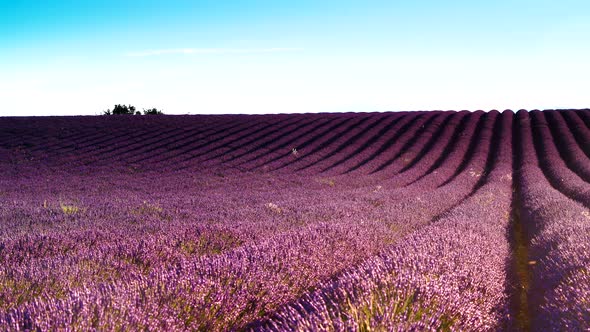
xmin=1 ymin=109 xmax=589 ymax=331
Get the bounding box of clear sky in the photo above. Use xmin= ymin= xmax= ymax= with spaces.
xmin=1 ymin=0 xmax=590 ymax=116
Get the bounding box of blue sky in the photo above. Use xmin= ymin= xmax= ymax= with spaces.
xmin=1 ymin=0 xmax=590 ymax=115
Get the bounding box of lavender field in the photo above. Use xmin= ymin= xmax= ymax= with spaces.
xmin=1 ymin=109 xmax=589 ymax=331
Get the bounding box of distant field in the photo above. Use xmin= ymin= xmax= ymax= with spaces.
xmin=1 ymin=109 xmax=589 ymax=331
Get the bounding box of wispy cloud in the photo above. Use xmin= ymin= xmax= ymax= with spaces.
xmin=125 ymin=47 xmax=303 ymax=57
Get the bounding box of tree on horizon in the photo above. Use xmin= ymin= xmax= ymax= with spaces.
xmin=103 ymin=104 xmax=139 ymax=115
xmin=143 ymin=108 xmax=164 ymax=115
xmin=103 ymin=105 xmax=164 ymax=115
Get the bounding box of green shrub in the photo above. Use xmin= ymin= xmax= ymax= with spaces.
xmin=143 ymin=108 xmax=164 ymax=115
xmin=103 ymin=105 xmax=164 ymax=115
xmin=103 ymin=104 xmax=137 ymax=115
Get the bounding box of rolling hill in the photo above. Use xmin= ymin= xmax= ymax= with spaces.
xmin=1 ymin=109 xmax=589 ymax=331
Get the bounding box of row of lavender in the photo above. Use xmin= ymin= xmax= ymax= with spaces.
xmin=0 ymin=110 xmax=589 ymax=330
xmin=517 ymin=110 xmax=590 ymax=329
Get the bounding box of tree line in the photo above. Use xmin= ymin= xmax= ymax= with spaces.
xmin=104 ymin=104 xmax=164 ymax=115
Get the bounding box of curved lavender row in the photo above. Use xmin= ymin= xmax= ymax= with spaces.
xmin=345 ymin=112 xmax=442 ymax=174
xmin=198 ymin=116 xmax=312 ymax=164
xmin=150 ymin=119 xmax=276 ymax=164
xmin=17 ymin=116 xmax=221 ymax=168
xmin=388 ymin=110 xmax=484 ymax=189
xmin=285 ymin=112 xmax=496 ymax=235
xmin=113 ymin=119 xmax=273 ymax=167
xmin=33 ymin=128 xmax=109 ymax=155
xmin=19 ymin=124 xmax=105 ymax=154
xmin=319 ymin=113 xmax=416 ymax=175
xmin=257 ymin=110 xmax=514 ymax=331
xmin=285 ymin=111 xmax=481 ymax=198
xmin=50 ymin=123 xmax=164 ymax=156
xmin=70 ymin=119 xmax=192 ymax=152
xmin=397 ymin=111 xmax=468 ymax=169
xmin=197 ymin=115 xmax=334 ymax=170
xmin=240 ymin=116 xmax=354 ymax=171
xmin=291 ymin=113 xmax=390 ymax=173
xmin=385 ymin=111 xmax=470 ymax=186
xmin=370 ymin=111 xmax=454 ymax=175
xmin=529 ymin=111 xmax=590 ymax=205
xmin=90 ymin=125 xmax=208 ymax=164
xmin=560 ymin=110 xmax=590 ymax=158
xmin=44 ymin=116 xmax=222 ymax=167
xmin=544 ymin=110 xmax=590 ymax=182
xmin=279 ymin=111 xmax=495 ymax=235
xmin=64 ymin=127 xmax=186 ymax=167
xmin=437 ymin=111 xmax=494 ymax=188
xmin=27 ymin=128 xmax=135 ymax=163
xmin=131 ymin=114 xmax=289 ymax=168
xmin=390 ymin=112 xmax=483 ymax=188
xmin=202 ymin=116 xmax=319 ymax=164
xmin=378 ymin=110 xmax=487 ymax=193
xmin=0 ymin=127 xmax=49 ymax=149
xmin=252 ymin=115 xmax=366 ymax=171
xmin=42 ymin=128 xmax=158 ymax=168
xmin=56 ymin=119 xmax=175 ymax=154
xmin=202 ymin=116 xmax=325 ymax=169
xmin=269 ymin=115 xmax=375 ymax=172
xmin=246 ymin=111 xmax=504 ymax=328
xmin=0 ymin=115 xmax=203 ymax=168
xmin=516 ymin=110 xmax=590 ymax=330
xmin=187 ymin=116 xmax=502 ymax=324
xmin=140 ymin=116 xmax=276 ymax=167
xmin=576 ymin=109 xmax=590 ymax=127
xmin=0 ymin=116 xmax=187 ymax=157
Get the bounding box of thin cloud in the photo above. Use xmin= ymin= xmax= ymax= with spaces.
xmin=125 ymin=47 xmax=304 ymax=57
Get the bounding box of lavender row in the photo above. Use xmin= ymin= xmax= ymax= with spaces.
xmin=283 ymin=114 xmax=389 ymax=173
xmin=544 ymin=110 xmax=590 ymax=181
xmin=159 ymin=115 xmax=329 ymax=171
xmin=257 ymin=115 xmax=375 ymax=172
xmin=231 ymin=115 xmax=359 ymax=172
xmin=72 ymin=116 xmax=266 ymax=168
xmin=314 ymin=113 xmax=417 ymax=175
xmin=370 ymin=111 xmax=453 ymax=175
xmin=528 ymin=110 xmax=590 ymax=205
xmin=293 ymin=113 xmax=466 ymax=180
xmin=340 ymin=112 xmax=442 ymax=174
xmin=562 ymin=111 xmax=590 ymax=162
xmin=516 ymin=110 xmax=590 ymax=330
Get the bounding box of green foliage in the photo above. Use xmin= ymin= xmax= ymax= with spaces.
xmin=143 ymin=108 xmax=164 ymax=115
xmin=103 ymin=104 xmax=137 ymax=115
xmin=60 ymin=203 xmax=79 ymax=215
xmin=103 ymin=105 xmax=165 ymax=115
